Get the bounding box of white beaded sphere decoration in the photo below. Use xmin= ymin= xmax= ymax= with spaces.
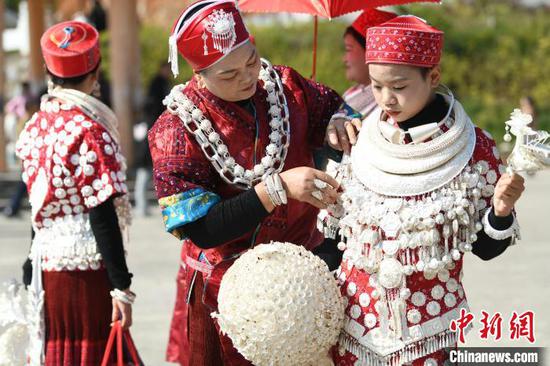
xmin=213 ymin=242 xmax=345 ymax=366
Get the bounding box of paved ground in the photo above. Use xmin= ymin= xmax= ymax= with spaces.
xmin=1 ymin=171 xmax=549 ymax=364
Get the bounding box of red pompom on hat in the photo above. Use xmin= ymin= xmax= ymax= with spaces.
xmin=351 ymin=9 xmax=397 ymax=39
xmin=366 ymin=15 xmax=443 ymax=68
xmin=40 ymin=21 xmax=100 ymax=78
xmin=168 ymin=0 xmax=250 ymax=75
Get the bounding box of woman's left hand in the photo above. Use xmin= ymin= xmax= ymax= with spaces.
xmin=493 ymin=173 xmax=525 ymax=217
xmin=326 ymin=117 xmax=362 ymax=155
xmin=111 ymin=289 xmax=133 ymax=330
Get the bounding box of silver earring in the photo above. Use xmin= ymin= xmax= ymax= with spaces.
xmin=92 ymin=80 xmax=101 ymax=97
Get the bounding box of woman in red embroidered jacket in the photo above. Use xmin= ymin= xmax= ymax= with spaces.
xmin=319 ymin=16 xmax=525 ymax=366
xmin=15 ymin=21 xmax=134 ymax=365
xmin=148 ymin=1 xmax=360 ymax=365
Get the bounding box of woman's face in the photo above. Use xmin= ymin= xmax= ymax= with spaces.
xmin=369 ymin=63 xmax=440 ymax=123
xmin=199 ymin=41 xmax=261 ymax=102
xmin=343 ymin=34 xmax=370 ymax=85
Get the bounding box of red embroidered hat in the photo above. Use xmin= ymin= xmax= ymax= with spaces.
xmin=40 ymin=21 xmax=100 ymax=78
xmin=169 ymin=0 xmax=250 ymax=75
xmin=351 ymin=9 xmax=397 ymax=39
xmin=365 ymin=15 xmax=443 ymax=68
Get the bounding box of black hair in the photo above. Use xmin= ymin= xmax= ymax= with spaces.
xmin=344 ymin=26 xmax=366 ymax=49
xmin=419 ymin=66 xmax=434 ymax=79
xmin=522 ymin=95 xmax=536 ymax=107
xmin=46 ymin=60 xmax=101 ymax=88
xmin=25 ymin=95 xmax=41 ymax=112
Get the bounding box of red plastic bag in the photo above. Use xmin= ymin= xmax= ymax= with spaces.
xmin=101 ymin=321 xmax=143 ymax=366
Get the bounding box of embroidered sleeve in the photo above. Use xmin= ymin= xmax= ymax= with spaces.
xmin=277 ymin=66 xmax=343 ymax=149
xmin=472 ymin=128 xmax=520 ymax=242
xmin=159 ymin=188 xmax=221 ymax=235
xmin=77 ymin=121 xmax=127 ymax=209
xmin=148 ymin=111 xmax=221 ymax=238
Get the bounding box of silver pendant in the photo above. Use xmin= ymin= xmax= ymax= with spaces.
xmin=378 ymin=258 xmax=403 ymax=289
xmin=379 ymin=212 xmax=402 ymax=237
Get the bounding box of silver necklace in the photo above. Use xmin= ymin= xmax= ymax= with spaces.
xmin=165 ymin=58 xmax=291 ymax=189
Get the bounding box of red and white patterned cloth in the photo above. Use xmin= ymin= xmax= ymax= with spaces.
xmin=366 ymin=15 xmax=443 ymax=68
xmin=16 ymin=97 xmax=128 ymax=271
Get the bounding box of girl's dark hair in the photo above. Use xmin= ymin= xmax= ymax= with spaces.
xmin=419 ymin=67 xmax=433 ymax=79
xmin=344 ymin=26 xmax=366 ymax=49
xmin=46 ymin=60 xmax=101 ymax=87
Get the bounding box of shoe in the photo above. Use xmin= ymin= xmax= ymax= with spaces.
xmin=3 ymin=207 xmax=20 ymax=218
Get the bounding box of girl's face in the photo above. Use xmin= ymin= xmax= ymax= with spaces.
xmin=343 ymin=34 xmax=370 ymax=85
xmin=369 ymin=63 xmax=440 ymax=123
xmin=198 ymin=41 xmax=261 ymax=102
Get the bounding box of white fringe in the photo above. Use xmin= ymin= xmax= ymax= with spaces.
xmin=31 ymin=214 xmax=102 ymax=271
xmin=340 ymin=330 xmax=458 ymax=366
xmin=168 ymin=34 xmax=179 ymax=78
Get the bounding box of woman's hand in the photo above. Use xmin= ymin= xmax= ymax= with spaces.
xmin=493 ymin=173 xmax=525 ymax=217
xmin=112 ymin=288 xmax=133 ymax=330
xmin=279 ymin=167 xmax=339 ymax=209
xmin=326 ymin=117 xmax=362 ymax=155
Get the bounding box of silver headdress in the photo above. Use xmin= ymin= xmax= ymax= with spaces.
xmin=204 ymin=9 xmax=237 ymax=55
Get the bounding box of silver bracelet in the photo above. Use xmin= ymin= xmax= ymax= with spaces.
xmin=266 ymin=175 xmax=283 ymax=206
xmin=329 ymin=110 xmax=356 ymax=125
xmin=272 ymin=173 xmax=287 ymax=205
xmin=265 ymin=173 xmax=287 ymax=206
xmin=265 ymin=175 xmax=281 ymax=206
xmin=110 ymin=289 xmax=136 ymax=305
xmin=482 ymin=207 xmax=520 ymax=241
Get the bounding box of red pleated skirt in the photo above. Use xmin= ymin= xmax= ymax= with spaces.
xmin=43 ymin=269 xmax=113 ymax=366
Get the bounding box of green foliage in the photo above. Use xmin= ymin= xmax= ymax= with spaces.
xmin=399 ymin=0 xmax=550 ymax=139
xmin=5 ymin=0 xmax=21 ymax=12
xmin=104 ymin=1 xmax=549 ymax=141
xmin=99 ymin=25 xmax=194 ymax=90
xmin=249 ymin=20 xmax=349 ymax=93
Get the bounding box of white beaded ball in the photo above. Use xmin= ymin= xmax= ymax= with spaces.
xmin=213 ymin=242 xmax=345 ymax=366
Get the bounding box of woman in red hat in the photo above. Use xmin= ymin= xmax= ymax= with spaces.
xmin=321 ymin=9 xmax=398 ymax=172
xmin=16 ymin=21 xmax=135 ymax=365
xmin=342 ymin=9 xmax=397 ymax=119
xmin=148 ymin=1 xmax=360 ymax=365
xmin=321 ymin=15 xmax=524 ymax=365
